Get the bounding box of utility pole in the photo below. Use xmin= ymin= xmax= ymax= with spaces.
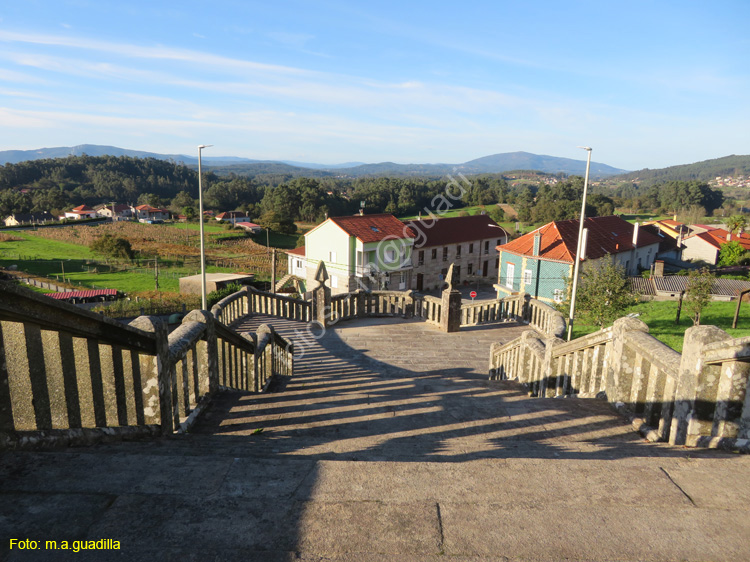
xmin=567 ymin=146 xmax=593 ymax=341
xmin=271 ymin=249 xmax=277 ymax=293
xmin=60 ymin=260 xmax=65 ymax=283
xmin=154 ymin=256 xmax=159 ymax=291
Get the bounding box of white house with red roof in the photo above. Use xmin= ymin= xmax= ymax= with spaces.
xmin=96 ymin=203 xmax=133 ymax=221
xmin=286 ymin=246 xmax=307 ymax=279
xmin=495 ymin=215 xmax=661 ymax=304
xmin=133 ymin=204 xmax=170 ymax=222
xmin=303 ymin=213 xmax=415 ymax=294
xmin=682 ymin=228 xmax=750 ymax=265
xmin=403 ymin=214 xmax=510 ymax=291
xmin=64 ymin=205 xmax=98 ymax=220
xmin=215 ymin=211 xmax=248 ymax=224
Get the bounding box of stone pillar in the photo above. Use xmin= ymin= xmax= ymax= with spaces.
xmin=605 ymin=317 xmax=649 ymax=405
xmin=129 ymin=315 xmax=171 ymax=435
xmin=311 ymin=261 xmax=331 ymax=328
xmin=670 ymin=325 xmax=732 ymax=446
xmin=182 ymin=310 xmax=219 ymax=395
xmin=403 ymin=290 xmax=415 ymax=319
xmin=440 ymin=263 xmax=462 ymax=333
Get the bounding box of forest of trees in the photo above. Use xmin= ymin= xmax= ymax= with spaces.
xmin=0 ymin=155 xmax=728 ymax=228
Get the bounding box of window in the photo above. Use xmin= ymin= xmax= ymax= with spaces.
xmin=484 ymin=241 xmax=490 ymax=255
xmin=418 ymin=250 xmax=424 ymax=266
xmin=456 ymin=245 xmax=462 ymax=258
xmin=468 ymin=263 xmax=473 ymax=275
xmin=385 ymin=249 xmax=396 ymax=263
xmin=496 ymin=239 xmax=502 ymax=246
xmin=431 ymin=248 xmax=437 ymax=260
xmin=495 ymin=257 xmax=499 ymax=270
xmin=523 ymin=269 xmax=532 ymax=286
xmin=505 ymin=263 xmax=515 ymax=289
xmin=442 ymin=247 xmax=448 ymax=262
xmin=553 ymin=289 xmax=564 ymax=303
xmin=295 ymin=259 xmax=302 ymax=269
xmin=469 ymin=243 xmax=474 ymax=254
xmin=328 ymin=251 xmax=337 ymax=262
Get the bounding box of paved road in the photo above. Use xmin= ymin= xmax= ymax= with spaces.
xmin=1 ymin=316 xmax=748 ymax=561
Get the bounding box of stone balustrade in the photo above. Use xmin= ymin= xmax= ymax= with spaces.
xmin=489 ymin=316 xmax=750 ymax=451
xmin=0 ymin=282 xmax=293 ymax=449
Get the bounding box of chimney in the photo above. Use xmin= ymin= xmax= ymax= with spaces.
xmin=532 ymin=232 xmax=541 ymax=257
xmin=727 ymin=231 xmax=732 ymax=242
xmin=359 ymin=208 xmax=364 ymax=216
xmin=673 ymin=213 xmax=677 ymax=221
xmin=581 ymin=228 xmax=589 ymax=260
xmin=653 ymin=260 xmax=665 ymax=277
xmin=632 ymin=222 xmax=639 ymax=247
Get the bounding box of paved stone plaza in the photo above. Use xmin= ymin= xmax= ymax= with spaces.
xmin=2 ymin=316 xmax=749 ymax=561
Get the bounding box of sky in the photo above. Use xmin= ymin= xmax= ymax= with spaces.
xmin=0 ymin=1 xmax=748 ymax=171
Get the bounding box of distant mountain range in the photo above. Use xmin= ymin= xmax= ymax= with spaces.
xmin=0 ymin=145 xmax=628 ymax=178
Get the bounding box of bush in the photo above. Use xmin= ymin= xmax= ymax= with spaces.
xmin=207 ymin=283 xmax=244 ymax=309
xmin=89 ymin=234 xmax=134 ymax=259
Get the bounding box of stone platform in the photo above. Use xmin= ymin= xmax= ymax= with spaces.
xmin=1 ymin=316 xmax=749 ymax=561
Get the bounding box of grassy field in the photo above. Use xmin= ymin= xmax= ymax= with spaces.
xmin=572 ymin=299 xmax=750 ymax=352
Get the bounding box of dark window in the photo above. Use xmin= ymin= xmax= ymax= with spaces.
xmin=496 ymin=239 xmax=502 ymax=246
xmin=418 ymin=250 xmax=424 ymax=266
xmin=456 ymin=245 xmax=462 ymax=258
xmin=469 ymin=243 xmax=474 ymax=253
xmin=468 ymin=263 xmax=473 ymax=274
xmin=431 ymin=248 xmax=437 ymax=260
xmin=442 ymin=247 xmax=448 ymax=262
xmin=484 ymin=241 xmax=490 ymax=254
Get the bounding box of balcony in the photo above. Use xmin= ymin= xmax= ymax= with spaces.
xmin=356 ymin=259 xmax=413 ymax=277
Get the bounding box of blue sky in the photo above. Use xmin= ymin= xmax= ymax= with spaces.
xmin=0 ymin=1 xmax=747 ymax=170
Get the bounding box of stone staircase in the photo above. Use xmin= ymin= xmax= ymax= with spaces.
xmin=2 ymin=316 xmax=749 ymax=561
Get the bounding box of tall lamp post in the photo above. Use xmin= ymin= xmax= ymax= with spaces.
xmin=566 ymin=146 xmax=593 ymax=341
xmin=198 ymin=144 xmax=213 ymax=311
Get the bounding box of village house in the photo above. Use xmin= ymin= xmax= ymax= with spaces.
xmin=286 ymin=246 xmax=307 ymax=280
xmin=681 ymin=228 xmax=750 ymax=265
xmin=235 ymin=221 xmax=263 ymax=234
xmin=133 ymin=204 xmax=170 ymax=222
xmin=64 ymin=205 xmax=98 ymax=220
xmin=403 ymin=214 xmax=510 ymax=291
xmin=215 ymin=211 xmax=248 ymax=225
xmin=96 ymin=204 xmax=133 ymax=221
xmin=4 ymin=211 xmax=55 ymax=227
xmin=495 ymin=215 xmax=661 ymax=304
xmin=302 ymin=213 xmax=415 ymax=295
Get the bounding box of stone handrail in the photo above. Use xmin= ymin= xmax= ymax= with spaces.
xmin=526 ymin=297 xmax=567 ymax=338
xmin=242 ymin=286 xmax=311 ymax=322
xmin=0 ymin=282 xmax=293 ymax=449
xmin=414 ymin=294 xmax=442 ymax=327
xmin=489 ymin=316 xmax=750 ymax=451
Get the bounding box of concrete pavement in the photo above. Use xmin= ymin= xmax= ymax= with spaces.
xmin=1 ymin=316 xmax=748 ymax=561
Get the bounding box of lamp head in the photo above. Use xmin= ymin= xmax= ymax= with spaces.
xmin=198 ymin=144 xmax=213 ymax=150
xmin=577 ymin=146 xmax=592 ymax=151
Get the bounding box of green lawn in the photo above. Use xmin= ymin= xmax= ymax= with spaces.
xmin=572 ymin=300 xmax=750 ymax=352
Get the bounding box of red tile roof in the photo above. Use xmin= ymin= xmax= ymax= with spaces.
xmin=45 ymin=289 xmax=118 ymax=300
xmin=689 ymin=229 xmax=750 ymax=251
xmin=216 ymin=211 xmax=247 ymax=219
xmin=287 ymin=246 xmax=306 ymax=256
xmin=72 ymin=204 xmax=95 ymax=212
xmin=403 ymin=215 xmax=509 ymax=248
xmin=328 ymin=213 xmax=415 ymax=243
xmin=498 ymin=215 xmax=662 ymax=263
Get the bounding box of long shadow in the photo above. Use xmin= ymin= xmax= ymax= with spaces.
xmin=195 ymin=315 xmax=734 ymax=462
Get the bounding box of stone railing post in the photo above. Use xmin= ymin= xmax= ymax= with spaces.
xmin=255 ymin=324 xmax=275 ymax=389
xmin=440 ymin=263 xmax=461 ymax=333
xmin=129 ymin=315 xmax=172 ymax=435
xmin=182 ymin=310 xmax=219 ymax=394
xmin=540 ymin=336 xmax=564 ymax=397
xmin=354 ymin=289 xmax=366 ymax=318
xmin=403 ymin=290 xmax=415 ymax=319
xmin=670 ymin=325 xmax=732 ymax=446
xmin=522 ymin=293 xmax=531 ymax=323
xmin=605 ymin=317 xmax=649 ymax=406
xmin=311 ymin=262 xmax=331 ymax=328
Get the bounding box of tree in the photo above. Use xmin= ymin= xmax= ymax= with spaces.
xmin=90 ymin=234 xmax=134 ymax=260
xmin=684 ymin=267 xmax=714 ymax=325
xmin=258 ymin=210 xmax=297 ymax=235
xmin=566 ymin=258 xmax=636 ymax=328
xmin=718 ymin=240 xmax=747 ymax=266
xmin=723 ymin=214 xmax=747 ymax=235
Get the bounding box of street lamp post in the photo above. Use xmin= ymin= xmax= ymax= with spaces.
xmin=567 ymin=146 xmax=593 ymax=341
xmin=198 ymin=144 xmax=213 ymax=310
